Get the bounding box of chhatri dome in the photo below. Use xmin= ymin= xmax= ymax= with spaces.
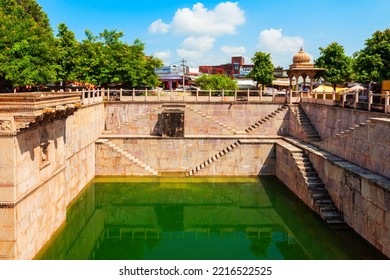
xmin=292 ymin=47 xmax=312 ymax=64
xmin=286 ymin=48 xmax=326 ymax=102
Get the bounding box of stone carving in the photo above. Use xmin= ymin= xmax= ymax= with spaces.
xmin=0 ymin=120 xmax=12 ymax=131
xmin=40 ymin=129 xmax=49 ymax=164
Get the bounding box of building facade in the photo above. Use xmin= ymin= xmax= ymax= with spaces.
xmin=199 ymin=56 xmax=253 ymax=78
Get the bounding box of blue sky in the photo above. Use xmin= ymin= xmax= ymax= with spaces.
xmin=36 ymin=0 xmax=390 ymax=69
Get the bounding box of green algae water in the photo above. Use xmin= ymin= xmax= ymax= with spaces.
xmin=36 ymin=176 xmax=386 ymax=260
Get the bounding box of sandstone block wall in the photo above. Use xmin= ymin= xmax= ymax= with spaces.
xmin=96 ymin=138 xmax=277 ymax=176
xmin=305 ymin=145 xmax=390 ymax=258
xmin=319 ymin=118 xmax=390 ymax=179
xmin=0 ymin=103 xmax=105 ymax=259
xmin=301 ymin=103 xmax=384 ymax=140
xmin=104 ymin=103 xmax=289 ymax=136
xmin=288 ymin=106 xmax=310 ymax=143
xmin=35 ymin=182 xmax=105 ymax=260
xmin=274 ymin=141 xmax=315 ymax=210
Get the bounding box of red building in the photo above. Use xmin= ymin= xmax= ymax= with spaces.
xmin=199 ymin=56 xmax=253 ymax=78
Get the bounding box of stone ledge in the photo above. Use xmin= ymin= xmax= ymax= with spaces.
xmin=283 ymin=136 xmax=390 ymax=192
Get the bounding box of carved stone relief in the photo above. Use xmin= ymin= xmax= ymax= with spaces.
xmin=40 ymin=129 xmax=50 ymax=166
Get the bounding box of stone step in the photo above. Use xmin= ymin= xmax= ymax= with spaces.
xmin=301 ymin=171 xmax=317 ymax=177
xmin=308 ymin=181 xmax=325 ymax=187
xmin=305 ymin=175 xmax=321 ymax=181
xmin=298 ymin=166 xmax=313 ymax=172
xmin=296 ymin=162 xmax=312 ymax=168
xmin=315 ymin=199 xmax=335 ymax=207
xmin=326 ymin=218 xmax=345 ymax=224
xmin=311 ymin=192 xmax=330 ymax=200
xmin=320 ymin=211 xmax=343 ymax=220
xmin=310 ymin=188 xmax=327 ymax=196
xmin=293 ymin=157 xmax=310 ymax=163
xmin=319 ymin=206 xmax=339 ymax=213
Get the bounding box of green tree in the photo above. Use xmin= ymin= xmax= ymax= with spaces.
xmin=353 ymin=29 xmax=390 ymax=84
xmin=56 ymin=23 xmax=80 ymax=88
xmin=315 ymin=42 xmax=352 ymax=89
xmin=248 ymin=52 xmax=274 ymax=91
xmin=195 ymin=74 xmax=238 ymax=92
xmin=76 ymin=32 xmax=162 ymax=88
xmin=0 ymin=0 xmax=58 ymax=91
xmin=120 ymin=39 xmax=161 ymax=88
xmin=76 ymin=29 xmax=107 ymax=86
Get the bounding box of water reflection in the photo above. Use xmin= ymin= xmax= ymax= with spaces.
xmin=36 ymin=177 xmax=386 ymax=260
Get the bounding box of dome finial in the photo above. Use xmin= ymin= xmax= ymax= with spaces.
xmin=293 ymin=48 xmax=311 ymax=64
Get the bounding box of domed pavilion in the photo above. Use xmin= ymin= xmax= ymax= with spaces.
xmin=286 ymin=48 xmax=326 ymax=93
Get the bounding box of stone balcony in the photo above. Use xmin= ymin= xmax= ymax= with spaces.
xmin=0 ymin=92 xmax=82 ymax=135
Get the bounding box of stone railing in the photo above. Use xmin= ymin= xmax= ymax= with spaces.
xmin=103 ymin=88 xmax=287 ymax=103
xmin=80 ymin=89 xmax=104 ymax=105
xmin=300 ymin=90 xmax=390 ymax=114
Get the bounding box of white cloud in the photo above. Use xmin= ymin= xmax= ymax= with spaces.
xmin=180 ymin=36 xmax=216 ymax=52
xmin=257 ymin=28 xmax=304 ymax=67
xmin=258 ymin=28 xmax=303 ymax=52
xmin=177 ymin=49 xmax=204 ymax=61
xmin=221 ymin=45 xmax=246 ymax=56
xmin=154 ymin=50 xmax=171 ymax=64
xmin=148 ymin=2 xmax=246 ymax=67
xmin=171 ymin=2 xmax=245 ymax=36
xmin=148 ymin=19 xmax=170 ymax=34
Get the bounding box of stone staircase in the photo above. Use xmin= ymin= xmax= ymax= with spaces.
xmin=106 ymin=106 xmax=163 ymax=134
xmin=186 ymin=106 xmax=237 ymax=134
xmin=245 ymin=105 xmax=288 ymax=133
xmin=323 ymin=120 xmax=370 ymax=144
xmin=188 ymin=140 xmax=241 ymax=176
xmin=292 ymin=105 xmax=322 ymax=143
xmin=98 ymin=139 xmax=158 ymax=176
xmin=292 ymin=151 xmax=344 ymax=224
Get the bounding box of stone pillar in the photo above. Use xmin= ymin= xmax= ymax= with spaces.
xmin=309 ymin=76 xmax=313 ymax=95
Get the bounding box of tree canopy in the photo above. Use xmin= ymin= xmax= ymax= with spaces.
xmin=353 ymin=28 xmax=390 ymax=84
xmin=75 ymin=31 xmax=162 ymax=88
xmin=0 ymin=0 xmax=163 ymax=91
xmin=315 ymin=42 xmax=353 ymax=89
xmin=56 ymin=23 xmax=79 ymax=87
xmin=195 ymin=74 xmax=238 ymax=91
xmin=0 ymin=0 xmax=58 ymax=91
xmin=248 ymin=52 xmax=274 ymax=90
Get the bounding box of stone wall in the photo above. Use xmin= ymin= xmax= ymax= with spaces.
xmin=104 ymin=102 xmax=289 ymax=136
xmin=301 ymin=103 xmax=385 ymax=140
xmin=0 ymin=103 xmax=105 ymax=259
xmin=275 ymin=139 xmax=390 ymax=257
xmin=303 ymin=143 xmax=390 ymax=258
xmin=288 ymin=105 xmax=309 ymax=142
xmin=274 ymin=141 xmax=315 ymax=210
xmin=2 ymin=100 xmax=390 ymax=259
xmin=96 ymin=138 xmax=278 ymax=176
xmin=35 ymin=181 xmax=105 ymax=260
xmin=318 ymin=118 xmax=390 ymax=179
